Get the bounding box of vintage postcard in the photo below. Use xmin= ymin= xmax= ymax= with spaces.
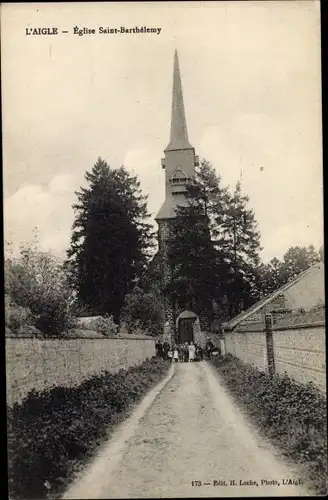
xmin=3 ymin=1 xmax=326 ymax=499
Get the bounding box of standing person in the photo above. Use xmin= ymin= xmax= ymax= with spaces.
xmin=195 ymin=343 xmax=202 ymax=362
xmin=168 ymin=347 xmax=173 ymax=362
xmin=183 ymin=342 xmax=189 ymax=363
xmin=155 ymin=340 xmax=163 ymax=358
xmin=194 ymin=342 xmax=199 ymax=362
xmin=173 ymin=347 xmax=179 ymax=363
xmin=163 ymin=341 xmax=170 ymax=360
xmin=188 ymin=342 xmax=196 ymax=362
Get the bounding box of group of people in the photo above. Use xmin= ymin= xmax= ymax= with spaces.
xmin=155 ymin=338 xmax=219 ymax=362
xmin=155 ymin=340 xmax=204 ymax=362
xmin=173 ymin=342 xmax=204 ymax=363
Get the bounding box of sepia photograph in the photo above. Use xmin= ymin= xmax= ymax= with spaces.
xmin=2 ymin=1 xmax=326 ymax=498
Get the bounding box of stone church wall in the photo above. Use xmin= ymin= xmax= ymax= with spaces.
xmin=6 ymin=336 xmax=155 ymax=407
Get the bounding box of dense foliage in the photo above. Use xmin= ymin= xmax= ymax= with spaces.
xmin=66 ymin=158 xmax=155 ymax=321
xmin=166 ymin=203 xmax=220 ymax=319
xmin=165 ymin=159 xmax=321 ymax=324
xmin=120 ymin=285 xmax=163 ymax=335
xmin=166 ymin=160 xmax=262 ymax=322
xmin=257 ymin=245 xmax=321 ymax=296
xmin=7 ymin=357 xmax=170 ymax=499
xmin=84 ymin=314 xmax=119 ymax=336
xmin=5 ymin=238 xmax=75 ymax=335
xmin=210 ymin=355 xmax=327 ymax=495
xmin=217 ymin=181 xmax=262 ymax=312
xmin=5 ymin=295 xmax=37 ymax=335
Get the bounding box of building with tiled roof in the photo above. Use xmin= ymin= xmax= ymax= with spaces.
xmin=222 ymin=260 xmax=325 ymax=333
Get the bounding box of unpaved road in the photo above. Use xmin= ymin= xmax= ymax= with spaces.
xmin=64 ymin=361 xmax=311 ymax=498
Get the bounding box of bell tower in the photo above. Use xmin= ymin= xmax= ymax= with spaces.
xmin=155 ymin=50 xmax=199 ymax=334
xmin=155 ymin=50 xmax=199 ymax=243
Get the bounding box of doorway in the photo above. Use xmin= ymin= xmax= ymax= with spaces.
xmin=178 ymin=318 xmax=195 ymax=344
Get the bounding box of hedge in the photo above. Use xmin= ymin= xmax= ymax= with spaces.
xmin=7 ymin=357 xmax=171 ymax=499
xmin=210 ymin=354 xmax=327 ymax=495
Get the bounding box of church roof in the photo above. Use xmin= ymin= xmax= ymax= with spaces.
xmin=165 ymin=50 xmax=194 ymax=152
xmin=155 ymin=196 xmax=177 ymax=220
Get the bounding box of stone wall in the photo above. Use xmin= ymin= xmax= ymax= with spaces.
xmin=6 ymin=336 xmax=155 ymax=406
xmin=223 ymin=309 xmax=326 ymax=393
xmin=224 ymin=329 xmax=267 ymax=372
xmin=273 ymin=325 xmax=325 ymax=392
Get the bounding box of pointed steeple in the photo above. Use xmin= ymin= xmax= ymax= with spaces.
xmin=165 ymin=50 xmax=193 ymax=151
xmin=156 ymin=50 xmax=198 ymax=223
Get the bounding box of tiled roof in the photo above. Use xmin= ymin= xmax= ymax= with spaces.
xmin=274 ymin=306 xmax=325 ymax=329
xmin=222 ymin=265 xmax=317 ymax=331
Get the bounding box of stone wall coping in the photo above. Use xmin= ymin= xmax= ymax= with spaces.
xmin=273 ymin=321 xmax=325 ymax=332
xmin=229 ymin=321 xmax=325 ymax=335
xmin=6 ymin=334 xmax=155 ymax=341
xmin=234 ymin=326 xmax=264 ymax=333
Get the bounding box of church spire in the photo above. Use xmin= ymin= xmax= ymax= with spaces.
xmin=165 ymin=50 xmax=193 ymax=151
xmin=156 ymin=50 xmax=198 ymax=222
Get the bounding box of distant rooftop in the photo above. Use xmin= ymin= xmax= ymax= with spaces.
xmin=223 ymin=262 xmax=324 ymax=331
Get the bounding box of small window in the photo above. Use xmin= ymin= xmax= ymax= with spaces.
xmin=171 ymin=177 xmax=188 ymax=184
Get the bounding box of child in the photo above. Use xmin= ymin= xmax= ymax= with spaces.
xmin=173 ymin=347 xmax=179 ymax=363
xmin=168 ymin=348 xmax=173 ymax=362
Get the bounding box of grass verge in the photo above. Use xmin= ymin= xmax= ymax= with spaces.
xmin=7 ymin=357 xmax=171 ymax=499
xmin=210 ymin=354 xmax=327 ymax=495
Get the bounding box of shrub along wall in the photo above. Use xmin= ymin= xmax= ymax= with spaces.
xmin=6 ymin=335 xmax=156 ymax=407
xmin=210 ymin=355 xmax=327 ymax=495
xmin=7 ymin=357 xmax=171 ymax=499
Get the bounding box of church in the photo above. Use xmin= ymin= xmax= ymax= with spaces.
xmin=151 ymin=50 xmax=209 ymax=346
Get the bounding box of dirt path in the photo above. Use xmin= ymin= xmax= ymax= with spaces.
xmin=64 ymin=361 xmax=311 ymax=498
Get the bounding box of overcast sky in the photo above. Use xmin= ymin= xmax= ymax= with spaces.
xmin=2 ymin=1 xmax=323 ymax=262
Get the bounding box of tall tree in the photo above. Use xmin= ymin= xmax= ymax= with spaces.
xmin=166 ymin=202 xmax=220 ymax=320
xmin=66 ymin=158 xmax=154 ymax=320
xmin=255 ymin=257 xmax=282 ymax=297
xmin=279 ymin=245 xmax=320 ymax=284
xmin=256 ymin=245 xmax=321 ymax=298
xmin=213 ymin=181 xmax=262 ymax=315
xmin=166 ymin=160 xmax=262 ymax=323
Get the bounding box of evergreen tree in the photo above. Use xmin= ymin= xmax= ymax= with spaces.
xmin=279 ymin=245 xmax=320 ymax=283
xmin=255 ymin=245 xmax=320 ymax=299
xmin=166 ymin=160 xmax=262 ymax=323
xmin=66 ymin=158 xmax=154 ymax=320
xmin=165 ymin=161 xmax=226 ymax=322
xmin=214 ymin=181 xmax=262 ymax=315
xmin=255 ymin=257 xmax=282 ymax=297
xmin=166 ymin=203 xmax=220 ymax=320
